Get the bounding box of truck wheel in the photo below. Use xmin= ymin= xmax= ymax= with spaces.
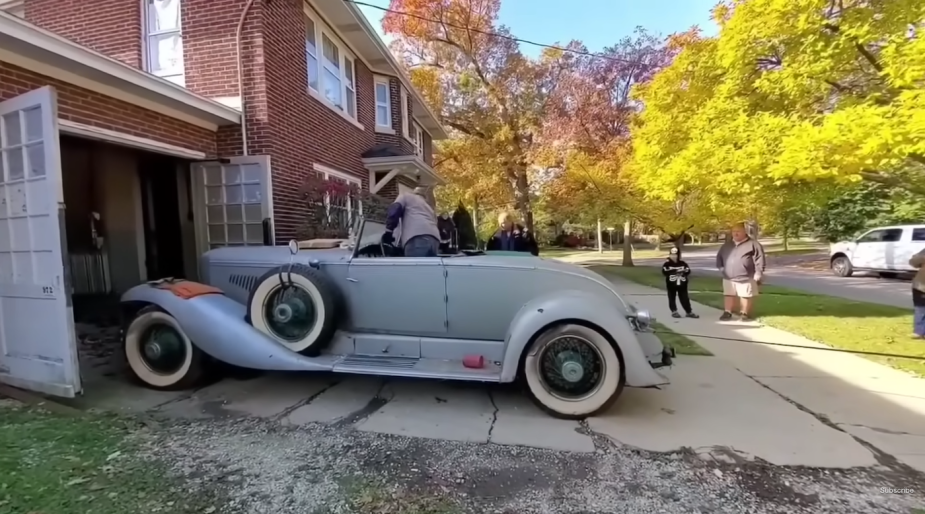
xmin=831 ymin=255 xmax=854 ymax=277
xmin=247 ymin=264 xmax=339 ymax=356
xmin=124 ymin=306 xmax=208 ymax=391
xmin=522 ymin=323 xmax=626 ymax=419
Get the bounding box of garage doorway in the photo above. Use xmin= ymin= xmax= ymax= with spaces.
xmin=60 ymin=136 xmax=197 ymax=325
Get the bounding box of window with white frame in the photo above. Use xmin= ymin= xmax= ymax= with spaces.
xmin=400 ymin=87 xmax=410 ymax=138
xmin=410 ymin=121 xmax=425 ymax=157
xmin=314 ymin=164 xmax=363 ymax=229
xmin=305 ymin=8 xmax=359 ymax=121
xmin=143 ymin=0 xmax=185 ymax=86
xmin=374 ymin=77 xmax=392 ymax=130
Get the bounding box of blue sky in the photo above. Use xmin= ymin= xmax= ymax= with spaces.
xmin=356 ymin=0 xmax=719 ymax=56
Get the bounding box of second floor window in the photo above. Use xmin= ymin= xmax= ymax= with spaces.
xmin=144 ymin=0 xmax=185 ymax=86
xmin=305 ymin=10 xmax=359 ymax=123
xmin=374 ymin=77 xmax=391 ymax=130
xmin=411 ymin=121 xmax=425 ymax=157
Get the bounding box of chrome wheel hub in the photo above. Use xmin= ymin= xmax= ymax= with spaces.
xmin=143 ymin=341 xmax=162 ymax=360
xmin=560 ymin=357 xmax=585 ymax=383
xmin=538 ymin=336 xmax=605 ymax=401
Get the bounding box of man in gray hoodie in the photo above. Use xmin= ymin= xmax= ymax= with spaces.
xmin=382 ymin=186 xmax=441 ymax=257
xmin=715 ymin=223 xmax=766 ymax=321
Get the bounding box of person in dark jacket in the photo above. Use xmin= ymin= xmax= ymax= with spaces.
xmin=485 ymin=212 xmax=539 ymax=255
xmin=436 ymin=214 xmax=456 ymax=254
xmin=662 ymin=246 xmax=698 ymax=318
xmin=452 ymin=203 xmax=478 ymax=250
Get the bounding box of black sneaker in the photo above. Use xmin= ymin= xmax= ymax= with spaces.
xmin=671 ymin=311 xmax=682 ymax=318
xmin=686 ymin=312 xmax=700 ymax=319
xmin=739 ymin=313 xmax=753 ymax=322
xmin=719 ymin=311 xmax=733 ymax=321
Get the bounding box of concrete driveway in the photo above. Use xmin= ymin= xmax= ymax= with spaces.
xmin=72 ymin=324 xmax=920 ymax=472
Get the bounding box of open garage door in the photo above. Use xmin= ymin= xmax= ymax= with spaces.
xmin=0 ymin=86 xmax=80 ymax=397
xmin=191 ymin=156 xmax=273 ymax=255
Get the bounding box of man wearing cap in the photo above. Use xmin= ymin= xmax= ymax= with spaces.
xmin=716 ymin=223 xmax=766 ymax=321
xmin=382 ymin=186 xmax=441 ymax=257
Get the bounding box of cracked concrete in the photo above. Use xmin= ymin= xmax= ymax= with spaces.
xmin=617 ymin=276 xmax=925 ymax=474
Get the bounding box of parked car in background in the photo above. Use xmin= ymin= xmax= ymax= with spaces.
xmin=829 ymin=224 xmax=925 ymax=278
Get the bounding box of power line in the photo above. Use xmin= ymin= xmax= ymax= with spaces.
xmin=345 ymin=0 xmax=640 ymax=64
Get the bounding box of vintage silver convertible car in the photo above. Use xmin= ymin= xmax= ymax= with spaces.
xmin=120 ymin=218 xmax=673 ymax=419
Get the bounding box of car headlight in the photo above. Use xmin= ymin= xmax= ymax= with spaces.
xmin=633 ymin=310 xmax=653 ymax=330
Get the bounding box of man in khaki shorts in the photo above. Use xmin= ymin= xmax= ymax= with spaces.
xmin=715 ymin=223 xmax=766 ymax=321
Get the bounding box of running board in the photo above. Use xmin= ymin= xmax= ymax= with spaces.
xmin=332 ymin=355 xmax=502 ymax=382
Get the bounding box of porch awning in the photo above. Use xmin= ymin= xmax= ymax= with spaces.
xmin=362 ymin=154 xmax=446 ymax=194
xmin=0 ymin=10 xmax=240 ymax=130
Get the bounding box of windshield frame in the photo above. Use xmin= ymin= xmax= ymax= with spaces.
xmin=350 ymin=216 xmax=390 ymax=259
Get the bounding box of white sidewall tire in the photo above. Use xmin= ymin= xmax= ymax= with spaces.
xmin=125 ymin=311 xmax=195 ymax=389
xmin=249 ymin=272 xmax=327 ymax=353
xmin=524 ymin=324 xmax=624 ymax=418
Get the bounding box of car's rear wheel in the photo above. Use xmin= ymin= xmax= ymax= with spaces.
xmin=247 ymin=264 xmax=339 ymax=356
xmin=831 ymin=255 xmax=854 ymax=277
xmin=124 ymin=306 xmax=208 ymax=391
xmin=523 ymin=323 xmax=625 ymax=420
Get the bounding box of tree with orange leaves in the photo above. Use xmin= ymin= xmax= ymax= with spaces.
xmin=383 ymin=0 xmax=577 ymax=232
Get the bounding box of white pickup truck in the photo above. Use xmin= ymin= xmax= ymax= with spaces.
xmin=829 ymin=224 xmax=925 ymax=278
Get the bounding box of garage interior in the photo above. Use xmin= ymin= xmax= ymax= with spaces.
xmin=60 ymin=134 xmax=198 ymax=335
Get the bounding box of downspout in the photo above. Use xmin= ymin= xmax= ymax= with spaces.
xmin=235 ymin=0 xmax=256 ymax=156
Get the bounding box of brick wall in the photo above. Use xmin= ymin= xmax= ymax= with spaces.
xmin=0 ymin=61 xmax=218 ymax=155
xmin=25 ymin=0 xmax=143 ymax=68
xmin=181 ymin=0 xmax=264 ymax=157
xmin=260 ymin=0 xmax=392 ymax=240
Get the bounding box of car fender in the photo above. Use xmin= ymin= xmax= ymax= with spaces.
xmin=120 ymin=284 xmax=333 ymax=372
xmin=501 ymin=289 xmax=668 ymax=388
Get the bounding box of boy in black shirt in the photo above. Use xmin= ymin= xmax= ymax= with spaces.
xmin=662 ymin=247 xmax=699 ymax=319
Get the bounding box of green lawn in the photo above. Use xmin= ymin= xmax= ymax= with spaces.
xmin=653 ymin=322 xmax=713 ymax=356
xmin=0 ymin=404 xmax=221 ymax=514
xmin=593 ymin=265 xmax=925 ymax=377
xmin=540 ymin=245 xmax=714 ymax=260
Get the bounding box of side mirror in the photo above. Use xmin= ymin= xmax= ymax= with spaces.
xmin=288 ymin=239 xmax=299 ymax=255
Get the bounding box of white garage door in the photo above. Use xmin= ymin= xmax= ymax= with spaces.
xmin=0 ymin=86 xmax=80 ymax=397
xmin=190 ymin=156 xmax=273 ymax=255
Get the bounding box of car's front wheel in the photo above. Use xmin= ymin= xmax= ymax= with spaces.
xmin=522 ymin=323 xmax=625 ymax=420
xmin=124 ymin=306 xmax=208 ymax=391
xmin=831 ymin=255 xmax=854 ymax=277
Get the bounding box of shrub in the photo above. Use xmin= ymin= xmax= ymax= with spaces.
xmin=297 ymin=173 xmax=390 ymax=240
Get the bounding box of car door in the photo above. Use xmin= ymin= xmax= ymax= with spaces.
xmin=897 ymin=227 xmax=925 ymax=271
xmin=879 ymin=228 xmax=904 ymax=270
xmin=853 ymin=228 xmax=900 ymax=269
xmin=0 ymin=87 xmax=81 ymax=397
xmin=344 ymin=257 xmax=448 ymax=336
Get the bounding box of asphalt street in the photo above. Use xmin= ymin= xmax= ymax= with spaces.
xmin=635 ymin=251 xmax=913 ymax=308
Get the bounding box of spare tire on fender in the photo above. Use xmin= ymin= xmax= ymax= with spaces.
xmin=247 ymin=264 xmax=339 ymax=356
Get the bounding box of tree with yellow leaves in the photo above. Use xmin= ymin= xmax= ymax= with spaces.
xmin=632 ymin=0 xmax=925 ymax=202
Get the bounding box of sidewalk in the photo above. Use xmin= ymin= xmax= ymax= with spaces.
xmin=607 ymin=276 xmax=925 ymax=472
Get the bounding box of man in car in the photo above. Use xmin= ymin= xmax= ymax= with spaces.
xmin=382 ymin=186 xmax=441 ymax=257
xmin=716 ymin=223 xmax=766 ymax=322
xmin=486 ymin=212 xmax=539 ymax=255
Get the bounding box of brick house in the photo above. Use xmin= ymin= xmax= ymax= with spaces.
xmin=0 ymin=0 xmax=445 ymax=396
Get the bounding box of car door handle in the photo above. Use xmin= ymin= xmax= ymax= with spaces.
xmin=346 ymin=277 xmax=358 ymax=282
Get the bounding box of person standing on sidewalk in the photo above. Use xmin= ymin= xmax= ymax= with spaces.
xmin=910 ymin=248 xmax=925 ymax=339
xmin=662 ymin=246 xmax=699 ymax=319
xmin=715 ymin=223 xmax=766 ymax=321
